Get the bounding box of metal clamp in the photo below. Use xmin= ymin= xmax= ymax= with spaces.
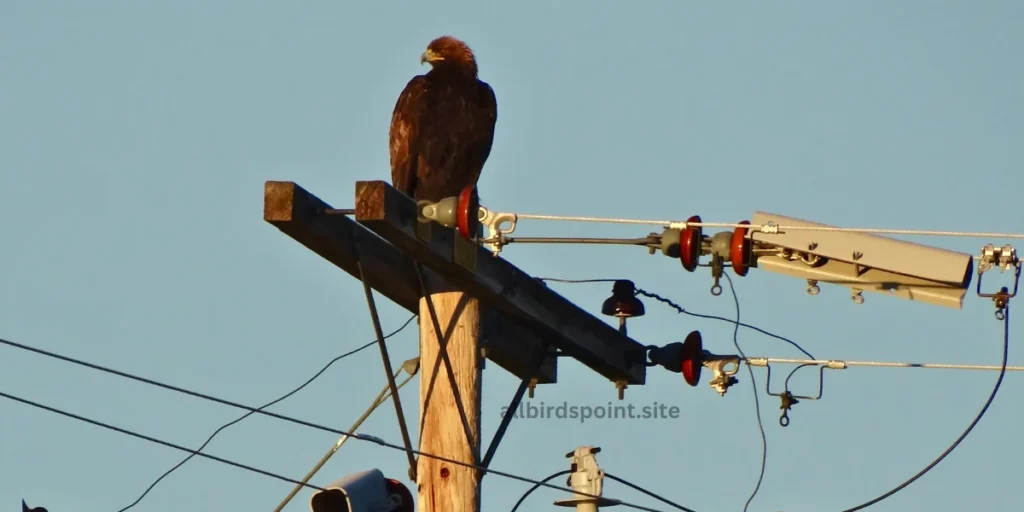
xmin=702 ymin=354 xmax=741 ymax=396
xmin=477 ymin=206 xmax=518 ymax=255
xmin=976 ymin=244 xmax=1020 ymax=320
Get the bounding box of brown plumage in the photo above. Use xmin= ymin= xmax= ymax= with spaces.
xmin=389 ymin=36 xmax=498 ymax=202
xmin=22 ymin=500 xmax=47 ymax=512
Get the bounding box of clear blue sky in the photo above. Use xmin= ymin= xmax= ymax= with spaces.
xmin=2 ymin=1 xmax=1021 ymax=511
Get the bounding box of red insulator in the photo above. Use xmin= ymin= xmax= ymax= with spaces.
xmin=680 ymin=330 xmax=703 ymax=387
xmin=456 ymin=184 xmax=480 ymax=239
xmin=680 ymin=215 xmax=702 ymax=272
xmin=731 ymin=220 xmax=752 ymax=277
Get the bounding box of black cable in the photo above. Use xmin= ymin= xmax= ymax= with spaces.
xmin=0 ymin=336 xmax=669 ymax=512
xmin=632 ymin=288 xmax=815 ymax=360
xmin=509 ymin=470 xmax=571 ymax=512
xmin=637 ymin=285 xmax=814 ymax=406
xmin=115 ymin=313 xmax=417 ymax=511
xmin=839 ymin=305 xmax=1011 ymax=512
xmin=536 ymin=277 xmax=816 ymax=361
xmin=0 ymin=390 xmax=326 ymax=492
xmin=542 ymin=277 xmax=817 ymax=406
xmin=722 ymin=273 xmax=767 ymax=512
xmin=507 ymin=470 xmax=699 ymax=512
xmin=604 ymin=473 xmax=698 ymax=512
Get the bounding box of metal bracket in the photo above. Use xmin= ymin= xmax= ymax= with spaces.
xmin=477 ymin=206 xmax=518 ymax=256
xmin=702 ymin=353 xmax=741 ymax=396
xmin=708 ymin=254 xmax=724 ymax=296
xmin=976 ymin=244 xmax=1020 ymax=320
xmin=478 ymin=345 xmax=552 ymax=480
xmin=763 ymin=363 xmax=833 ymax=427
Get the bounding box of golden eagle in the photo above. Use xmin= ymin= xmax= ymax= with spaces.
xmin=389 ymin=36 xmax=497 ymax=202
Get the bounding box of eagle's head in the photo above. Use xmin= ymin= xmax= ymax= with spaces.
xmin=421 ymin=36 xmax=478 ymax=77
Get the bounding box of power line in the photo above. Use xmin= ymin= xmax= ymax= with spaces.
xmin=839 ymin=305 xmax=1011 ymax=511
xmin=0 ymin=335 xmax=672 ymax=512
xmin=273 ymin=360 xmax=419 ymax=512
xmin=0 ymin=389 xmax=325 ymax=492
xmin=509 ymin=470 xmax=571 ymax=512
xmin=630 ymin=287 xmax=816 ymax=360
xmin=507 ymin=471 xmax=698 ymax=512
xmin=484 ymin=209 xmax=1024 ymax=240
xmin=745 ymin=356 xmax=1024 ymax=372
xmin=6 ymin=288 xmax=1008 ymax=511
xmin=115 ymin=313 xmax=417 ymax=512
xmin=721 ymin=273 xmax=768 ymax=512
xmin=605 ymin=473 xmax=698 ymax=512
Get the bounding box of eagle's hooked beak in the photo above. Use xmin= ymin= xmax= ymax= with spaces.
xmin=420 ymin=49 xmax=444 ymax=65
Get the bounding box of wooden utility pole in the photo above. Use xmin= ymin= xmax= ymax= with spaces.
xmin=416 ymin=277 xmax=482 ymax=512
xmin=265 ymin=179 xmax=648 ymax=512
xmin=353 ymin=179 xmax=647 ymax=512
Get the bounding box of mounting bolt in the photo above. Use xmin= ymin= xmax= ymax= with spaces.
xmin=614 ymin=380 xmax=627 ymax=400
xmin=806 ymin=279 xmax=820 ymax=296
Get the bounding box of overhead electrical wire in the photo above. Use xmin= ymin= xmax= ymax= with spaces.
xmin=744 ymin=356 xmax=1024 ymax=373
xmin=508 ymin=470 xmax=571 ymax=512
xmin=605 ymin=473 xmax=699 ymax=512
xmin=0 ymin=336 xmax=680 ymax=512
xmin=493 ymin=211 xmax=1024 ymax=240
xmin=4 ymin=280 xmax=1009 ymax=511
xmin=7 ymin=387 xmax=676 ymax=512
xmin=629 ymin=287 xmax=816 ymax=361
xmin=114 ymin=313 xmax=417 ymax=512
xmin=273 ymin=359 xmax=419 ymax=512
xmin=722 ymin=273 xmax=768 ymax=512
xmin=838 ymin=305 xmax=1011 ymax=512
xmin=507 ymin=471 xmax=699 ymax=512
xmin=0 ymin=389 xmax=326 ymax=492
